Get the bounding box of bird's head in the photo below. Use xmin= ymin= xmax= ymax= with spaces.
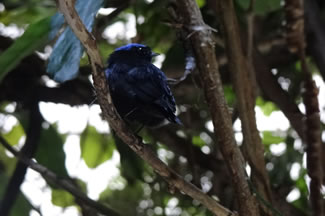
xmin=108 ymin=43 xmax=159 ymax=65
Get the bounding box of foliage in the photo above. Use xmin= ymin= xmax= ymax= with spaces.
xmin=0 ymin=0 xmax=324 ymax=215
xmin=0 ymin=16 xmax=51 ymax=81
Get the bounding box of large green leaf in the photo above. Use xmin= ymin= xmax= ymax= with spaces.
xmin=35 ymin=124 xmax=68 ymax=177
xmin=80 ymin=126 xmax=115 ymax=168
xmin=3 ymin=123 xmax=25 ymax=146
xmin=0 ymin=16 xmax=52 ymax=82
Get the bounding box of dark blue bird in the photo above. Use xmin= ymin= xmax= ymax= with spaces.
xmin=105 ymin=43 xmax=181 ymax=127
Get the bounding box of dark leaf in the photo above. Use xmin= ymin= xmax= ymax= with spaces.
xmin=35 ymin=124 xmax=68 ymax=177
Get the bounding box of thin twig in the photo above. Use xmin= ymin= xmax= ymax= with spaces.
xmin=55 ymin=0 xmax=236 ymax=215
xmin=167 ymin=56 xmax=195 ymax=85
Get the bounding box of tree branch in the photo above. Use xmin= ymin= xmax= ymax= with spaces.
xmin=169 ymin=0 xmax=260 ymax=215
xmin=253 ymin=49 xmax=305 ymax=139
xmin=55 ymin=0 xmax=235 ymax=215
xmin=0 ymin=136 xmax=120 ymax=216
xmin=304 ymin=0 xmax=325 ymax=185
xmin=246 ymin=0 xmax=256 ymax=61
xmin=216 ymin=0 xmax=273 ymax=214
xmin=285 ymin=0 xmax=324 ymax=215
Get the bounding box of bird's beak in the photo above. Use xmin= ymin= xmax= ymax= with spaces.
xmin=151 ymin=52 xmax=160 ymax=57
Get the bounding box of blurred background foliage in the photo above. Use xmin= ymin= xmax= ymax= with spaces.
xmin=0 ymin=0 xmax=324 ymax=215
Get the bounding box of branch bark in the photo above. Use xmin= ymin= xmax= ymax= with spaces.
xmin=170 ymin=0 xmax=260 ymax=215
xmin=285 ymin=0 xmax=324 ymax=215
xmin=216 ymin=0 xmax=273 ymax=214
xmin=55 ymin=0 xmax=235 ymax=215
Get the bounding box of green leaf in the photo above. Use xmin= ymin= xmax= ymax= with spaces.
xmin=51 ymin=189 xmax=75 ymax=207
xmin=254 ymin=0 xmax=282 ymax=15
xmin=262 ymin=131 xmax=285 ymax=146
xmin=224 ymin=85 xmax=236 ymax=106
xmin=35 ymin=124 xmax=68 ymax=177
xmin=196 ymin=0 xmax=205 ymax=8
xmin=256 ymin=97 xmax=278 ymax=116
xmin=0 ymin=16 xmax=52 ymax=82
xmin=192 ymin=136 xmax=205 ymax=147
xmin=80 ymin=126 xmax=115 ymax=168
xmin=235 ymin=0 xmax=281 ymax=15
xmin=3 ymin=123 xmax=25 ymax=146
xmin=0 ymin=6 xmax=55 ymax=26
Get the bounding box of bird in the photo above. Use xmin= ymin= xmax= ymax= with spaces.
xmin=105 ymin=43 xmax=181 ymax=127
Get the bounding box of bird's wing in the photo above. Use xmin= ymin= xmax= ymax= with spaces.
xmin=126 ymin=65 xmax=177 ymax=113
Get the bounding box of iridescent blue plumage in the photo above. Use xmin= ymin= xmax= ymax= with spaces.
xmin=105 ymin=43 xmax=181 ymax=127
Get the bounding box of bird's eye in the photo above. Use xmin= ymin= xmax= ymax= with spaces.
xmin=135 ymin=46 xmax=151 ymax=57
xmin=136 ymin=47 xmax=146 ymax=55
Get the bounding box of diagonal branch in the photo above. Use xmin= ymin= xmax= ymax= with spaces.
xmin=0 ymin=136 xmax=120 ymax=216
xmin=253 ymin=49 xmax=305 ymax=139
xmin=55 ymin=0 xmax=236 ymax=215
